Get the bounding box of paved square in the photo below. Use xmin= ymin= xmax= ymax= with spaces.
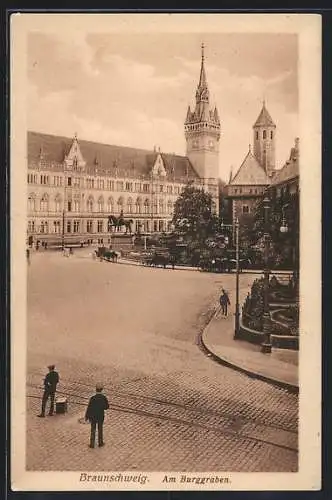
xmin=26 ymin=251 xmax=298 ymax=472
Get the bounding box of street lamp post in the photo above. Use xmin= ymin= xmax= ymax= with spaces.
xmin=280 ymin=194 xmax=299 ymax=333
xmin=62 ymin=209 xmax=65 ymax=251
xmin=220 ymin=219 xmax=240 ymax=339
xmin=62 ymin=173 xmax=66 ymax=251
xmin=261 ymin=194 xmax=272 ymax=354
xmin=234 ymin=217 xmax=240 ymax=339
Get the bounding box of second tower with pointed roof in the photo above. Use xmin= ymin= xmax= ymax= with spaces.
xmin=253 ymin=100 xmax=276 ymax=179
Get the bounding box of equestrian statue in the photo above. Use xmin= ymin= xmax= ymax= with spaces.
xmin=108 ymin=211 xmax=133 ymax=235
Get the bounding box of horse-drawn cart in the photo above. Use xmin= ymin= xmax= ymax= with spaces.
xmin=96 ymin=246 xmax=120 ymax=263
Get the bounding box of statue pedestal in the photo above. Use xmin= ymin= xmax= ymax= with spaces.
xmin=110 ymin=233 xmax=134 ymax=252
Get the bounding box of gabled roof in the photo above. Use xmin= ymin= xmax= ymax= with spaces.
xmin=229 ymin=148 xmax=269 ymax=186
xmin=253 ymin=101 xmax=276 ymax=128
xmin=27 ymin=131 xmax=200 ymax=181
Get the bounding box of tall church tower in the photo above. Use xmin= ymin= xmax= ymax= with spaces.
xmin=184 ymin=44 xmax=221 ymax=213
xmin=253 ymin=100 xmax=276 ymax=178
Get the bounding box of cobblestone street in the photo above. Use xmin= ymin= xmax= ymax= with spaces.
xmin=26 ymin=251 xmax=298 ymax=472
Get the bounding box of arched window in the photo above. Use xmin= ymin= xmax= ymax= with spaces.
xmin=28 ymin=194 xmax=36 ymax=212
xmin=127 ymin=197 xmax=133 ymax=214
xmin=136 ymin=197 xmax=142 ymax=214
xmin=55 ymin=194 xmax=62 ymax=212
xmin=87 ymin=196 xmax=94 ymax=213
xmin=256 ymin=131 xmax=258 ymax=140
xmin=98 ymin=196 xmax=104 ymax=212
xmin=40 ymin=193 xmax=49 ymax=211
xmin=40 ymin=221 xmax=49 ymax=234
xmin=159 ymin=199 xmax=164 ymax=214
xmin=73 ymin=195 xmax=80 ymax=213
xmin=107 ymin=197 xmax=114 ymax=213
xmin=243 ymin=205 xmax=250 ymax=214
xmin=167 ymin=200 xmax=173 ymax=215
xmin=117 ymin=197 xmax=124 ymax=213
xmin=144 ymin=198 xmax=150 ymax=214
xmin=263 ymin=130 xmax=267 ymax=139
xmin=270 ymin=131 xmax=273 ymax=139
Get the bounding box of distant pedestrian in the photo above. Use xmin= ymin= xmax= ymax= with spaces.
xmin=220 ymin=289 xmax=231 ymax=317
xmin=38 ymin=365 xmax=60 ymax=417
xmin=85 ymin=384 xmax=109 ymax=448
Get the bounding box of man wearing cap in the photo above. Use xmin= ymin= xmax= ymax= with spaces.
xmin=38 ymin=365 xmax=60 ymax=417
xmin=85 ymin=384 xmax=110 ymax=448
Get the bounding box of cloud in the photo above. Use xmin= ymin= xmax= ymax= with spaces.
xmin=27 ymin=32 xmax=299 ymax=182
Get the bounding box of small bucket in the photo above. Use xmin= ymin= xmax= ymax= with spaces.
xmin=55 ymin=397 xmax=68 ymax=414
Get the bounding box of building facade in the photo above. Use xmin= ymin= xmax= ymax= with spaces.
xmin=26 ymin=46 xmax=220 ymax=245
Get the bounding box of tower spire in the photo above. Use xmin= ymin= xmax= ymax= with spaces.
xmin=198 ymin=42 xmax=208 ymax=91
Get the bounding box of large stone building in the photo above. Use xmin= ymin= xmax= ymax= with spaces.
xmin=26 ymin=46 xmax=221 ymax=245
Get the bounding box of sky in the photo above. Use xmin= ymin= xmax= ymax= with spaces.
xmin=28 ymin=31 xmax=298 ymax=182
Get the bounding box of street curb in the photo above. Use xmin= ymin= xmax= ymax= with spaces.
xmin=102 ymin=257 xmax=199 ymax=272
xmin=197 ymin=308 xmax=299 ymax=395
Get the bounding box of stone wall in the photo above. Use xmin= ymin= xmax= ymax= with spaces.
xmin=239 ymin=319 xmax=299 ymax=351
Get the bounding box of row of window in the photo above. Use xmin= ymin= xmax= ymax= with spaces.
xmin=27 ymin=174 xmax=183 ymax=194
xmin=28 ymin=194 xmax=175 ymax=215
xmin=231 ymin=188 xmax=263 ymax=195
xmin=28 ymin=219 xmax=172 ymax=234
xmin=255 ymin=130 xmax=273 ymax=140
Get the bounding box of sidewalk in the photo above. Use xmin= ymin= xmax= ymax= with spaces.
xmin=200 ymin=306 xmax=299 ymax=393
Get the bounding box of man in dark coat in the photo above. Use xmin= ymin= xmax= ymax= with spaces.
xmin=220 ymin=289 xmax=231 ymax=317
xmin=38 ymin=365 xmax=59 ymax=417
xmin=85 ymin=384 xmax=110 ymax=448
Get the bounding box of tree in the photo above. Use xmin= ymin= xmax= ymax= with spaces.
xmin=172 ymin=185 xmax=220 ymax=244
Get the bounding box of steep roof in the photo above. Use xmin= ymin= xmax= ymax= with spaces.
xmin=271 ymin=141 xmax=299 ymax=186
xmin=229 ymin=148 xmax=269 ymax=186
xmin=27 ymin=131 xmax=200 ymax=181
xmin=253 ymin=102 xmax=276 ymax=128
